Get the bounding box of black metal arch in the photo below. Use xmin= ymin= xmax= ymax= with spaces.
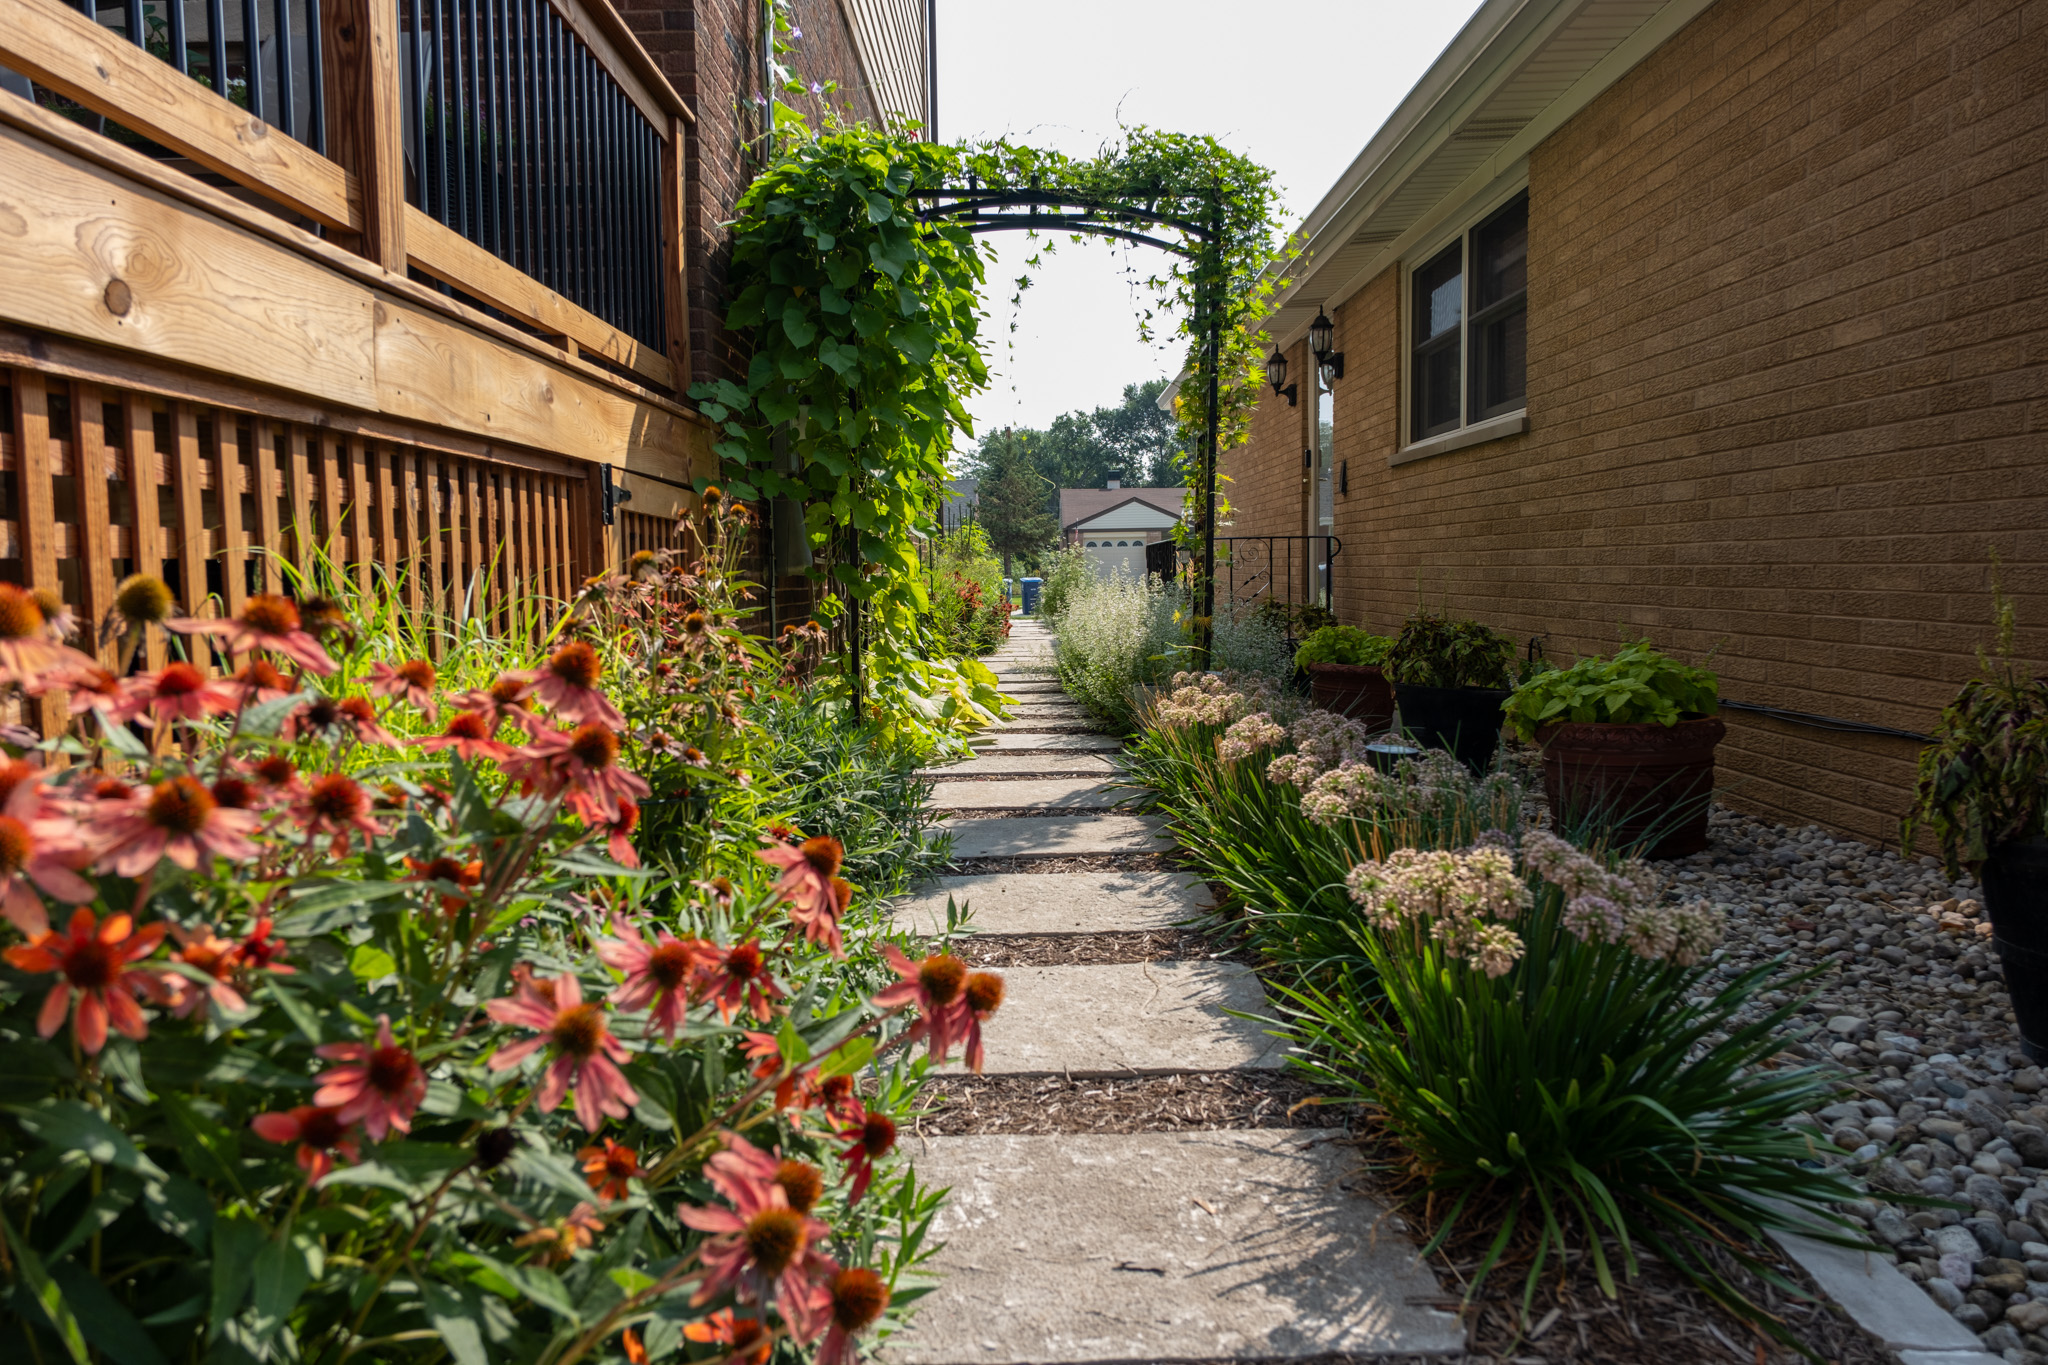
xmin=909 ymin=183 xmax=1226 ymax=659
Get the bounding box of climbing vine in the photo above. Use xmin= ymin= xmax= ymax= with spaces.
xmin=691 ymin=105 xmax=1287 ymax=706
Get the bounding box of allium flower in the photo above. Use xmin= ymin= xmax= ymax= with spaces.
xmin=166 ymin=593 xmax=337 ymax=675
xmin=1216 ymin=712 xmax=1286 ymax=765
xmin=683 ymin=1311 xmax=770 ymax=1365
xmin=0 ymin=584 xmax=96 ymax=690
xmin=485 ymin=971 xmax=639 ymax=1132
xmin=759 ymin=835 xmax=851 ymax=956
xmin=367 ymin=658 xmax=438 ymax=719
xmin=250 ymin=1105 xmax=359 ymax=1183
xmin=1300 ymin=761 xmax=1385 ymax=826
xmin=514 ymin=1202 xmax=603 ymax=1265
xmin=706 ymin=939 xmax=782 ymax=1022
xmin=818 ymin=1266 xmax=891 ymax=1365
xmin=959 ymin=970 xmax=1004 ymax=1074
xmin=533 ymin=640 xmax=624 ymax=727
xmin=116 ymin=662 xmax=239 ymax=724
xmin=1621 ymin=904 xmax=1680 ymax=960
xmin=578 ymin=1137 xmax=641 ymax=1201
xmin=0 ymin=814 xmax=95 ymax=938
xmin=872 ymin=946 xmax=968 ymax=1064
xmin=834 ymin=1105 xmax=897 ymax=1203
xmin=3 ymin=908 xmax=165 ymax=1053
xmin=402 ymin=854 xmax=484 ymax=915
xmin=314 ymin=1015 xmax=426 ymax=1141
xmin=679 ymin=1132 xmax=834 ymax=1342
xmin=412 ymin=710 xmax=514 ymax=762
xmin=88 ymin=776 xmax=262 ymax=876
xmin=292 ymin=773 xmax=385 ymax=855
xmin=1467 ymin=921 xmax=1524 ymax=977
xmin=598 ymin=917 xmax=711 ymax=1041
xmin=1562 ymin=894 xmax=1627 ymax=942
xmin=1667 ymin=902 xmax=1728 ymax=965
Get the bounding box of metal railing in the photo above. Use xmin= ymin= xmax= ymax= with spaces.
xmin=1217 ymin=534 xmax=1340 ymax=613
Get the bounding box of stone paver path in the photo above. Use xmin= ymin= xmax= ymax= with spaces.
xmin=883 ymin=617 xmax=1465 ymax=1363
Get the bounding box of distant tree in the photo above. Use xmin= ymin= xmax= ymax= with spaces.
xmin=972 ymin=429 xmax=1060 ymax=578
xmin=966 ymin=376 xmax=1184 ymax=499
xmin=1095 ymin=378 xmax=1182 ymax=487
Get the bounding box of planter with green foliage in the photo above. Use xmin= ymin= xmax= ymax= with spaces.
xmin=1295 ymin=626 xmax=1395 ymax=728
xmin=1505 ymin=640 xmax=1723 ymax=859
xmin=1385 ymin=613 xmax=1517 ymax=772
xmin=1903 ymin=594 xmax=2048 ymax=1060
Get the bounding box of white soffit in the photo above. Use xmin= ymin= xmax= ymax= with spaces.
xmin=1261 ymin=0 xmax=1717 ymax=347
xmin=1070 ymin=502 xmax=1183 ymax=533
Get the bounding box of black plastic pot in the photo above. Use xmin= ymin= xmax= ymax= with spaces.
xmin=1983 ymin=836 xmax=2048 ymax=1064
xmin=1392 ymin=682 xmax=1511 ymax=774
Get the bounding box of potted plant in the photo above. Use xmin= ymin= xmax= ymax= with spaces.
xmin=1294 ymin=625 xmax=1395 ymax=728
xmin=1903 ymin=593 xmax=2048 ymax=1061
xmin=1385 ymin=612 xmax=1518 ymax=772
xmin=1504 ymin=640 xmax=1725 ymax=859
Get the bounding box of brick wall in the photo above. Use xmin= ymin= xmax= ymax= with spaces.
xmin=1230 ymin=0 xmax=2048 ymax=847
xmin=1224 ymin=338 xmax=1310 ymax=544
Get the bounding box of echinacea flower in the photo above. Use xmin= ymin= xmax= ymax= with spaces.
xmin=0 ymin=814 xmax=95 ymax=938
xmin=251 ymin=755 xmax=306 ymax=799
xmin=314 ymin=1015 xmax=426 ymax=1141
xmin=598 ymin=918 xmax=712 ymax=1041
xmin=224 ymin=658 xmax=296 ymax=708
xmin=742 ymin=1032 xmax=820 ymax=1112
xmin=683 ymin=1310 xmax=771 ymax=1365
xmin=232 ymin=915 xmax=293 ymax=974
xmin=3 ymin=908 xmax=166 ymax=1053
xmin=578 ymin=1137 xmax=641 ymax=1202
xmin=818 ymin=1266 xmax=891 ymax=1365
xmin=502 ymin=724 xmax=650 ymax=824
xmin=335 ymin=696 xmax=400 ymax=749
xmin=116 ymin=661 xmax=239 ymax=724
xmin=484 ymin=971 xmax=639 ymax=1132
xmin=620 ymin=1328 xmax=649 ymax=1365
xmin=65 ymin=666 xmax=126 ymax=717
xmin=759 ymin=835 xmax=851 ymax=957
xmin=532 ymin=640 xmax=624 ymax=727
xmin=601 ymin=798 xmax=640 ymax=869
xmin=834 ymin=1106 xmax=897 ymax=1204
xmin=402 ymin=854 xmax=485 ymax=915
xmin=250 ymin=1104 xmax=360 ymax=1183
xmin=412 ymin=711 xmax=514 ymax=763
xmin=449 ymin=673 xmax=546 ymax=736
xmin=680 ymin=1132 xmax=835 ymax=1342
xmin=775 ymin=1158 xmax=824 ymax=1215
xmin=705 ymin=939 xmax=781 ymax=1023
xmin=166 ymin=593 xmax=337 ymax=675
xmin=958 ymin=970 xmax=1004 ymax=1075
xmin=514 ymin=1202 xmax=603 ymax=1265
xmin=87 ymin=776 xmax=262 ymax=877
xmin=0 ymin=585 xmax=96 ymax=691
xmin=367 ymin=658 xmax=438 ymax=720
xmin=162 ymin=921 xmax=250 ymax=1016
xmin=103 ymin=574 xmax=174 ymax=660
xmin=292 ymin=773 xmax=385 ymax=856
xmin=872 ymin=946 xmax=968 ymax=1065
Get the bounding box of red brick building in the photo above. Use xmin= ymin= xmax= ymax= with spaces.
xmin=1225 ymin=0 xmax=2047 ymax=845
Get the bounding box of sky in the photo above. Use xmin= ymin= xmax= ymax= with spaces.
xmin=935 ymin=0 xmax=1485 ymax=461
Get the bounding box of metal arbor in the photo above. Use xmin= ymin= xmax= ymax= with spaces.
xmin=908 ymin=184 xmax=1228 ymax=660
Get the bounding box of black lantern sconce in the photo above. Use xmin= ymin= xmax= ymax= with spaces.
xmin=1265 ymin=348 xmax=1298 ymax=406
xmin=1309 ymin=307 xmax=1344 ymax=382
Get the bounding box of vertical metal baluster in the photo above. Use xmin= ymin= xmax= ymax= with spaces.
xmin=636 ymin=114 xmax=652 ymax=344
xmin=456 ymin=0 xmax=475 ymax=242
xmin=207 ymin=0 xmax=226 ymax=102
xmin=598 ymin=73 xmax=616 ymax=329
xmin=405 ymin=0 xmax=425 ymax=208
xmin=479 ymin=0 xmax=498 ymax=257
xmin=508 ymin=0 xmax=526 ymax=274
xmin=585 ymin=50 xmax=601 ymax=319
xmin=273 ymin=0 xmax=293 ymax=140
xmin=127 ymin=0 xmax=144 ymax=46
xmin=430 ymin=0 xmax=448 ymax=222
xmin=79 ymin=0 xmax=97 ymax=24
xmin=522 ymin=0 xmax=539 ymax=281
xmin=169 ymin=0 xmax=189 ymax=73
xmin=241 ymin=0 xmax=263 ymax=120
xmin=567 ymin=37 xmax=583 ymax=309
xmin=538 ymin=5 xmax=555 ymax=291
xmin=648 ymin=121 xmax=662 ymax=349
xmin=552 ymin=15 xmax=568 ymax=297
xmin=305 ymin=0 xmax=323 ymax=152
xmin=496 ymin=0 xmax=514 ymax=266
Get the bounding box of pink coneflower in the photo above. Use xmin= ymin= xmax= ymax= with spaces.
xmin=532 ymin=640 xmax=624 ymax=728
xmin=88 ymin=776 xmax=262 ymax=877
xmin=0 ymin=814 xmax=95 ymax=939
xmin=449 ymin=673 xmax=546 ymax=736
xmin=224 ymin=658 xmax=296 ymax=708
xmin=402 ymin=854 xmax=484 ymax=916
xmin=514 ymin=1202 xmax=604 ymax=1265
xmin=577 ymin=1137 xmax=641 ymax=1202
xmin=597 ymin=918 xmax=710 ymax=1041
xmin=368 ymin=658 xmax=438 ymax=720
xmin=66 ymin=666 xmax=126 ymax=717
xmin=231 ymin=915 xmax=293 ymax=974
xmin=705 ymin=939 xmax=781 ymax=1023
xmin=3 ymin=908 xmax=165 ymax=1054
xmin=484 ymin=971 xmax=639 ymax=1132
xmin=872 ymin=946 xmax=969 ymax=1065
xmin=0 ymin=584 xmax=96 ymax=690
xmin=817 ymin=1266 xmax=891 ymax=1365
xmin=336 ymin=696 xmax=400 ymax=749
xmin=249 ymin=1104 xmax=360 ymax=1183
xmin=292 ymin=773 xmax=385 ymax=856
xmin=166 ymin=594 xmax=337 ymax=675
xmin=250 ymin=755 xmax=307 ymax=801
xmin=412 ymin=710 xmax=514 ymax=763
xmin=118 ymin=661 xmax=239 ymax=724
xmin=959 ymin=971 xmax=1004 ymax=1076
xmin=599 ymin=798 xmax=640 ymax=868
xmin=314 ymin=1015 xmax=426 ymax=1141
xmin=162 ymin=921 xmax=249 ymax=1016
xmin=683 ymin=1310 xmax=771 ymax=1365
xmin=759 ymin=835 xmax=845 ymax=921
xmin=0 ymin=761 xmax=61 ymax=824
xmin=834 ymin=1105 xmax=897 ymax=1204
xmin=679 ymin=1131 xmax=835 ymax=1343
xmin=502 ymin=724 xmax=651 ymax=824
xmin=742 ymin=1032 xmax=819 ymax=1112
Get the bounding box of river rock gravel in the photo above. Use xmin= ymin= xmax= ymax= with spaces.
xmin=1678 ymin=804 xmax=2048 ymax=1363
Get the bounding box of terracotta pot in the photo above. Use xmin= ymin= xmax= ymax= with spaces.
xmin=1306 ymin=662 xmax=1395 ymax=730
xmin=1982 ymin=836 xmax=2048 ymax=1064
xmin=1393 ymin=682 xmax=1511 ymax=774
xmin=1534 ymin=716 xmax=1726 ymax=860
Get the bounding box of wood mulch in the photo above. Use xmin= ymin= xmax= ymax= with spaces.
xmin=940 ymin=930 xmax=1246 ymax=967
xmin=948 ymin=853 xmax=1178 ymax=875
xmin=913 ymin=1071 xmax=1345 ymax=1136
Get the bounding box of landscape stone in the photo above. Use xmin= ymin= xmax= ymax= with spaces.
xmin=927 ymin=777 xmax=1122 ymax=812
xmin=973 ymin=731 xmax=1123 ymax=751
xmin=889 ymin=871 xmax=1210 ymax=937
xmin=1769 ymin=1223 xmax=1990 ymax=1351
xmin=963 ymin=961 xmax=1282 ymax=1075
xmin=938 ymin=814 xmax=1168 ymax=859
xmin=883 ymin=1130 xmax=1465 ymax=1363
xmin=916 ymin=753 xmax=1119 ymax=779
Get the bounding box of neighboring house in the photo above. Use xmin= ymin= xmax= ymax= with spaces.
xmin=1224 ymin=0 xmax=2046 ymax=845
xmin=1061 ymin=475 xmax=1185 ymax=579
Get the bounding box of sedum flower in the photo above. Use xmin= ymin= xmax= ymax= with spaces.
xmin=485 ymin=970 xmax=639 ymax=1132
xmin=314 ymin=1015 xmax=426 ymax=1142
xmin=3 ymin=908 xmax=165 ymax=1053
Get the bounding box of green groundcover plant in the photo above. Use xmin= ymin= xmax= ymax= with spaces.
xmin=1292 ymin=626 xmax=1391 ymax=671
xmin=0 ymin=520 xmax=1001 ymax=1363
xmin=1383 ymin=612 xmax=1517 ymax=690
xmin=1502 ymin=640 xmax=1719 ymax=742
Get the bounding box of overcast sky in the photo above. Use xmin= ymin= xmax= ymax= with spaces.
xmin=934 ymin=0 xmax=1484 ymax=459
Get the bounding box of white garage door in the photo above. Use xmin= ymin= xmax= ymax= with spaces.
xmin=1082 ymin=538 xmax=1146 ymax=578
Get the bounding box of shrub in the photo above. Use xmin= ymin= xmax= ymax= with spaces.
xmin=924 ymin=524 xmax=1011 ymax=658
xmin=1049 ymin=568 xmax=1183 ymax=731
xmin=1502 ymin=639 xmax=1719 ymax=741
xmin=1384 ymin=611 xmax=1517 ymax=689
xmin=1293 ymin=625 xmax=1393 ymax=669
xmin=1210 ymin=601 xmax=1297 ymax=688
xmin=1035 ymin=545 xmax=1094 ymax=622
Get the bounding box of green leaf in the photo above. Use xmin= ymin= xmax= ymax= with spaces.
xmin=781 ymin=299 xmax=818 ymax=347
xmin=141 ymin=1173 xmax=214 ymax=1249
xmin=161 ymin=1092 xmax=246 ymax=1192
xmin=48 ymin=1262 xmax=172 ymax=1365
xmin=207 ymin=1212 xmax=264 ymax=1341
xmin=348 ymin=942 xmax=398 ymax=981
xmin=3 ymin=1213 xmax=89 ymax=1363
xmin=819 ymin=1036 xmax=875 ymax=1078
xmin=6 ymin=1101 xmax=165 ymax=1179
xmin=775 ymin=1015 xmax=811 ymax=1067
xmin=246 ymin=1236 xmax=312 ymax=1342
xmin=422 ymin=1281 xmax=491 ymax=1365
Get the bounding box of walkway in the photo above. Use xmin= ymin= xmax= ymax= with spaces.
xmin=884 ymin=617 xmax=1465 ymax=1363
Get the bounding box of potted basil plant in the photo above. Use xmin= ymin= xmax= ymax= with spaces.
xmin=1902 ymin=596 xmax=2048 ymax=1061
xmin=1504 ymin=640 xmax=1724 ymax=859
xmin=1294 ymin=625 xmax=1395 ymax=729
xmin=1385 ymin=613 xmax=1518 ymax=773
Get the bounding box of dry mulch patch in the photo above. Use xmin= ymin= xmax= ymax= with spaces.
xmin=948 ymin=853 xmax=1178 ymax=875
xmin=939 ymin=929 xmax=1229 ymax=966
xmin=913 ymin=1071 xmax=1343 ymax=1136
xmin=936 ymin=805 xmax=1132 ymax=819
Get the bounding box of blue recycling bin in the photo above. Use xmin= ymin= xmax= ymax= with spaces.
xmin=1021 ymin=577 xmax=1043 ymax=615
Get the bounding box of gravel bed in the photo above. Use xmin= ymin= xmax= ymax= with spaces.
xmin=912 ymin=1071 xmax=1342 ymax=1136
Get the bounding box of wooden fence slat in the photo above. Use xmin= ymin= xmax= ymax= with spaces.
xmin=124 ymin=394 xmax=166 ymax=670
xmin=170 ymin=405 xmax=209 ymax=672
xmin=70 ymin=381 xmax=116 ymax=668
xmin=462 ymin=460 xmax=484 ymax=620
xmin=425 ymin=454 xmax=446 ymax=624
xmin=9 ymin=370 xmax=61 ymax=729
xmin=373 ymin=444 xmax=398 ymax=594
xmin=320 ymin=433 xmax=347 ymax=579
xmin=288 ymin=426 xmax=314 ymax=586
xmin=256 ymin=423 xmax=283 ymax=595
xmin=399 ymin=449 xmax=422 ymax=617
xmin=215 ymin=418 xmax=247 ymax=619
xmin=348 ymin=439 xmax=373 ymax=592
xmin=497 ymin=469 xmax=518 ymax=630
xmin=545 ymin=476 xmax=564 ymax=604
xmin=516 ymin=473 xmax=538 ymax=607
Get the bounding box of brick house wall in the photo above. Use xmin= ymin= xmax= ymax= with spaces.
xmin=1227 ymin=337 xmax=1311 ymax=548
xmin=1224 ymin=0 xmax=2048 ymax=846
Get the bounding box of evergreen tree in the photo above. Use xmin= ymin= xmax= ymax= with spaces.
xmin=972 ymin=429 xmax=1060 ymax=578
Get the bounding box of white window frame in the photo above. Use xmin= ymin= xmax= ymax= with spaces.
xmin=1395 ymin=179 xmax=1530 ymax=466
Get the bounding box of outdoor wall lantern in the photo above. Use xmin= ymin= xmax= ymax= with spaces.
xmin=1309 ymin=307 xmax=1344 ymax=381
xmin=1265 ymin=349 xmax=1298 ymax=406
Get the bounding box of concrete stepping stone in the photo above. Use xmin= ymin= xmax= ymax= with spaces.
xmin=917 ymin=753 xmax=1119 ymax=779
xmin=962 ymin=961 xmax=1282 ymax=1075
xmin=973 ymin=732 xmax=1122 ymax=752
xmin=890 ymin=870 xmax=1208 ymax=937
xmin=928 ymin=777 xmax=1121 ymax=812
xmin=997 ymin=684 xmax=1065 ymax=697
xmin=884 ymin=1129 xmax=1464 ymax=1363
xmin=990 ymin=714 xmax=1095 ymax=733
xmin=938 ymin=814 xmax=1166 ymax=859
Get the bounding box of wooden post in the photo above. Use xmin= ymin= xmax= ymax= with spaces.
xmin=321 ymin=0 xmax=406 ymax=272
xmin=662 ymin=115 xmax=691 ymax=394
xmin=124 ymin=395 xmax=167 ymax=671
xmin=10 ymin=371 xmax=62 ymax=729
xmin=69 ymin=381 xmax=117 ymax=669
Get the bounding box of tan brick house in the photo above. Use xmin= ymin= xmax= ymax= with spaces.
xmin=1226 ymin=0 xmax=2047 ymax=846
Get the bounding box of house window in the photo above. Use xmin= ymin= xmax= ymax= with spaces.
xmin=1408 ymin=191 xmax=1528 ymax=443
xmin=1315 ymin=365 xmax=1335 ymax=529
